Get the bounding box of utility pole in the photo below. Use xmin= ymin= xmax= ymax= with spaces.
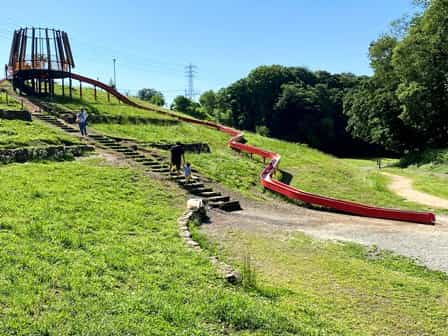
xmin=113 ymin=58 xmax=117 ymax=88
xmin=184 ymin=63 xmax=197 ymax=100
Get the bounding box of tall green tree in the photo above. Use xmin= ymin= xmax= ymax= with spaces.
xmin=137 ymin=88 xmax=164 ymax=104
xmin=199 ymin=90 xmax=217 ymax=115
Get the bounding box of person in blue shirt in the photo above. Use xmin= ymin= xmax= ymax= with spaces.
xmin=184 ymin=162 xmax=192 ymax=183
xmin=76 ymin=108 xmax=88 ymax=136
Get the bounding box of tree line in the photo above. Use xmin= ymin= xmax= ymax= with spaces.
xmin=139 ymin=0 xmax=447 ymax=156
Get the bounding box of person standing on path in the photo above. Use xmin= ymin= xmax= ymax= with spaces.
xmin=76 ymin=108 xmax=88 ymax=136
xmin=170 ymin=142 xmax=185 ymax=174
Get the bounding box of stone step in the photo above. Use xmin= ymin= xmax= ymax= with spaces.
xmin=179 ymin=180 xmax=204 ymax=187
xmin=142 ymin=161 xmax=160 ymax=166
xmin=151 ymin=168 xmax=170 ymax=173
xmin=190 ymin=187 xmax=213 ymax=195
xmin=206 ymin=195 xmax=230 ymax=203
xmin=199 ymin=191 xmax=221 ymax=197
xmin=209 ymin=200 xmax=241 ymax=211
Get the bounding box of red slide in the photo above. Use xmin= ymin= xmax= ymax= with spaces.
xmin=70 ymin=75 xmax=437 ymax=224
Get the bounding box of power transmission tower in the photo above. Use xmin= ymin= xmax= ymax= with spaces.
xmin=184 ymin=63 xmax=197 ymax=100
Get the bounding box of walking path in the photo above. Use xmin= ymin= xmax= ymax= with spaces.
xmin=382 ymin=172 xmax=448 ymax=209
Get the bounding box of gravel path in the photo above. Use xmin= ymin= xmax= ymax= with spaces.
xmin=382 ymin=172 xmax=448 ymax=209
xmin=205 ymin=197 xmax=448 ymax=273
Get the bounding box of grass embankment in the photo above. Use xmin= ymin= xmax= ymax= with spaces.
xmin=42 ymin=85 xmax=173 ymax=120
xmin=348 ymin=153 xmax=448 ymax=206
xmin=0 ymin=91 xmax=22 ymax=111
xmin=391 ymin=148 xmax=448 ymax=200
xmin=0 ymin=159 xmax=336 ymax=335
xmin=0 ymin=119 xmax=80 ymax=149
xmin=43 ymin=85 xmax=433 ymax=210
xmin=95 ymin=122 xmax=429 ymax=211
xmin=200 ymin=225 xmax=448 ymax=336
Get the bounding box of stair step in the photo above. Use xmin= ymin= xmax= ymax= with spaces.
xmin=199 ymin=191 xmax=221 ymax=197
xmin=210 ymin=200 xmax=241 ymax=211
xmin=190 ymin=187 xmax=213 ymax=194
xmin=152 ymin=168 xmax=170 ymax=173
xmin=142 ymin=161 xmax=160 ymax=166
xmin=179 ymin=181 xmax=204 ymax=188
xmin=206 ymin=195 xmax=230 ymax=203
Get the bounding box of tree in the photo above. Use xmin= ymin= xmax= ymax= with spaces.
xmin=137 ymin=88 xmax=164 ymax=102
xmin=216 ymin=65 xmax=366 ymax=154
xmin=149 ymin=94 xmax=165 ymax=106
xmin=344 ymin=0 xmax=448 ymax=152
xmin=171 ymin=95 xmax=192 ymax=113
xmin=199 ymin=90 xmax=216 ymax=115
xmin=171 ymin=95 xmax=208 ymax=119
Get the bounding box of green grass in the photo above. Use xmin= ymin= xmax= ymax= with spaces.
xmin=41 ymin=84 xmax=175 ymax=121
xmin=93 ymin=122 xmax=430 ymax=211
xmin=0 ymin=91 xmax=22 ymax=111
xmin=39 ymin=80 xmax=430 ymax=211
xmin=201 ymin=226 xmax=448 ymax=336
xmin=0 ymin=119 xmax=81 ymax=149
xmin=0 ymin=159 xmax=340 ymax=335
xmin=348 ymin=155 xmax=448 ymax=206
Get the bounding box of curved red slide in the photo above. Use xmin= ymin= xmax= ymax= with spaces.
xmin=70 ymin=75 xmax=437 ymax=224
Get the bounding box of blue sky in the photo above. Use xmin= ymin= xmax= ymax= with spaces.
xmin=0 ymin=0 xmax=415 ymax=104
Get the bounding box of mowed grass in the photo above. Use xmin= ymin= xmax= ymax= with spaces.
xmin=0 ymin=119 xmax=80 ymax=149
xmin=0 ymin=91 xmax=22 ymax=111
xmin=0 ymin=160 xmax=332 ymax=335
xmin=201 ymin=226 xmax=448 ymax=336
xmin=40 ymin=85 xmax=432 ymax=210
xmin=42 ymin=84 xmax=174 ymax=120
xmin=347 ymin=157 xmax=448 ymax=208
xmin=94 ymin=122 xmax=428 ymax=211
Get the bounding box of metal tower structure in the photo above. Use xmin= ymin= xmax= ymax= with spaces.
xmin=184 ymin=63 xmax=197 ymax=100
xmin=7 ymin=27 xmax=75 ymax=97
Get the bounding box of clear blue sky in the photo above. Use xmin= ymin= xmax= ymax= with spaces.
xmin=0 ymin=0 xmax=415 ymax=104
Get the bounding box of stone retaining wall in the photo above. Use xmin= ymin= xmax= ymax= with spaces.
xmin=0 ymin=110 xmax=32 ymax=121
xmin=0 ymin=145 xmax=94 ymax=164
xmin=178 ymin=205 xmax=241 ymax=283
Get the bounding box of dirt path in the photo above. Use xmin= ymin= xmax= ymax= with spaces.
xmin=382 ymin=172 xmax=448 ymax=209
xmin=204 ymin=194 xmax=448 ymax=273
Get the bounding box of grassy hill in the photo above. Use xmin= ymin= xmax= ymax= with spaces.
xmin=0 ymin=159 xmax=322 ymax=335
xmin=0 ymin=119 xmax=80 ymax=149
xmin=1 ymin=82 xmax=447 ymax=334
xmin=42 ymin=84 xmax=435 ymax=212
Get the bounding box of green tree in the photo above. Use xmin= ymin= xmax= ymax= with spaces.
xmin=171 ymin=95 xmax=192 ymax=113
xmin=149 ymin=94 xmax=165 ymax=106
xmin=137 ymin=88 xmax=164 ymax=103
xmin=199 ymin=90 xmax=216 ymax=115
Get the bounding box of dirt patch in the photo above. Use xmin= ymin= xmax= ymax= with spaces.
xmin=382 ymin=172 xmax=448 ymax=209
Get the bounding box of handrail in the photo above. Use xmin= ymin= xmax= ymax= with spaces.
xmin=70 ymin=73 xmax=436 ymax=224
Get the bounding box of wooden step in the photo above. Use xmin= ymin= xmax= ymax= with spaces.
xmin=209 ymin=200 xmax=241 ymax=211
xmin=199 ymin=191 xmax=221 ymax=197
xmin=206 ymin=195 xmax=230 ymax=203
xmin=190 ymin=187 xmax=213 ymax=194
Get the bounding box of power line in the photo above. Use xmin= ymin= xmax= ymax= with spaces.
xmin=185 ymin=63 xmax=198 ymax=100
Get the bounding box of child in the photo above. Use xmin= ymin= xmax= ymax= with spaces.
xmin=184 ymin=162 xmax=192 ymax=183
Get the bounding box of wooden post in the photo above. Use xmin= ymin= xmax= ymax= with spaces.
xmin=62 ymin=77 xmax=65 ymax=97
xmin=79 ymin=81 xmax=82 ymax=100
xmin=94 ymin=85 xmax=97 ymax=101
xmin=107 ymin=92 xmax=110 ymax=103
xmin=69 ymin=76 xmax=72 ymax=98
